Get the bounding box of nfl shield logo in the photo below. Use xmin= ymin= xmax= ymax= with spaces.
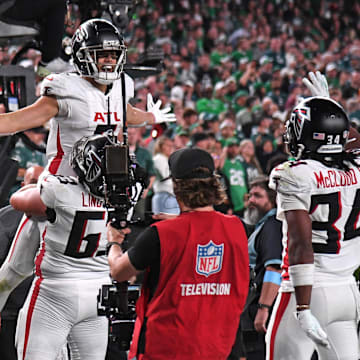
xmin=196 ymin=240 xmax=224 ymax=277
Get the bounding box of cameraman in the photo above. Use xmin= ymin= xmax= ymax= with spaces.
xmin=107 ymin=147 xmax=250 ymax=360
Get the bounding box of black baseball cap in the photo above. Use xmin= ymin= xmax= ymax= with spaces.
xmin=168 ymin=147 xmax=215 ymax=180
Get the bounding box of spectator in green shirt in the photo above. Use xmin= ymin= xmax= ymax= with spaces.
xmin=128 ymin=127 xmax=156 ymax=222
xmin=10 ymin=127 xmax=47 ymax=195
xmin=221 ymin=137 xmax=248 ymax=217
xmin=196 ymin=83 xmax=227 ymax=115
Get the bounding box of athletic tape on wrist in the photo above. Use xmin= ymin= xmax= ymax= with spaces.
xmin=263 ymin=270 xmax=281 ymax=286
xmin=288 ymin=263 xmax=314 ymax=287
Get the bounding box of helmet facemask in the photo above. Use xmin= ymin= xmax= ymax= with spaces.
xmin=284 ymin=119 xmax=305 ymax=160
xmin=75 ymin=44 xmax=126 ymax=85
xmin=72 ymin=19 xmax=127 ymax=85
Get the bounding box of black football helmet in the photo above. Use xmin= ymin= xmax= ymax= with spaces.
xmin=70 ymin=132 xmax=117 ymax=198
xmin=284 ymin=96 xmax=350 ymax=159
xmin=71 ymin=18 xmax=126 ymax=85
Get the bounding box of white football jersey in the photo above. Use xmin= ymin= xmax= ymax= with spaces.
xmin=269 ymin=159 xmax=360 ymax=290
xmin=37 ymin=174 xmax=109 ymax=279
xmin=40 ymin=72 xmax=134 ymax=176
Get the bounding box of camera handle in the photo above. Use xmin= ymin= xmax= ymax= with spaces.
xmin=108 ymin=70 xmax=130 ymax=232
xmin=109 ymin=207 xmax=128 ymax=230
xmin=106 ymin=67 xmax=147 ymax=234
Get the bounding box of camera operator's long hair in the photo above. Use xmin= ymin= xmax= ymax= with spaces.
xmin=173 ymin=168 xmax=226 ymax=209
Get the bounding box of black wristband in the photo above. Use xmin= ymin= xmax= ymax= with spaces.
xmin=106 ymin=242 xmax=123 ymax=256
xmin=258 ymin=303 xmax=272 ymax=310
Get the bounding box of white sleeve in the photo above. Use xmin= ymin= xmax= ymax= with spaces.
xmin=269 ymin=161 xmax=311 ymax=220
xmin=40 ymin=74 xmax=69 ymax=117
xmin=39 ymin=175 xmax=58 ymax=209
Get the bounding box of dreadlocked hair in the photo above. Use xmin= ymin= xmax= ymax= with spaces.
xmin=173 ymin=172 xmax=226 ymax=209
xmin=306 ymin=150 xmax=360 ymax=171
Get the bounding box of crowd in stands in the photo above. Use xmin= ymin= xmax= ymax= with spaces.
xmin=1 ymin=0 xmax=360 ymax=217
xmin=0 ymin=2 xmax=360 ymax=359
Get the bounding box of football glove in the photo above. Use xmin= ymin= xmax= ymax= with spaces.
xmin=302 ymin=71 xmax=329 ymax=97
xmin=147 ymin=93 xmax=176 ymax=124
xmin=295 ymin=309 xmax=330 ymax=348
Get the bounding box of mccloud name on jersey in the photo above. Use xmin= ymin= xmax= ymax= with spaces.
xmin=314 ymin=168 xmax=359 ymax=189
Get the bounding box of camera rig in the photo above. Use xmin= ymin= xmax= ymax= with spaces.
xmin=96 ymin=65 xmax=150 ymax=350
xmin=98 ymin=280 xmax=140 ymax=351
xmin=101 ymin=135 xmax=148 ymax=230
xmin=96 ymin=130 xmax=147 ymax=351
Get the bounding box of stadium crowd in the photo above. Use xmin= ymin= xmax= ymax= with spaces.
xmin=1 ymin=0 xmax=360 ymax=217
xmin=0 ymin=0 xmax=360 ymax=359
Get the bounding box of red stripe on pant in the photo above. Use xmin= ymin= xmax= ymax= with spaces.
xmin=268 ymin=292 xmax=291 ymax=360
xmin=22 ymin=277 xmax=43 ymax=360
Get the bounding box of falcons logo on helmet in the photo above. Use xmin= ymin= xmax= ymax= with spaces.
xmin=291 ymin=106 xmax=311 ymax=140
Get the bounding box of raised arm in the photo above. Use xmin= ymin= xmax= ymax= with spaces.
xmin=0 ymin=96 xmax=58 ymax=134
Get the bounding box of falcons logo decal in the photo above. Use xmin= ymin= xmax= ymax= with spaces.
xmin=290 ymin=106 xmax=311 ymax=140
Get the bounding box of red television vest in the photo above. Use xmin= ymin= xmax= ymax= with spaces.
xmin=129 ymin=210 xmax=249 ymax=360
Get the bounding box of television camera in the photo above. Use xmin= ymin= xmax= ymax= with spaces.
xmin=98 ymin=280 xmax=140 ymax=351
xmin=95 ymin=129 xmax=147 ymax=351
xmin=101 ymin=136 xmax=148 ymax=230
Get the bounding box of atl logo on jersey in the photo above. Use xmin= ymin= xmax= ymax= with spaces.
xmin=93 ymin=112 xmax=121 ymax=122
xmin=196 ymin=240 xmax=224 ymax=277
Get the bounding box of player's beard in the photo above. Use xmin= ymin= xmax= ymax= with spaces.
xmin=244 ymin=206 xmax=265 ymax=226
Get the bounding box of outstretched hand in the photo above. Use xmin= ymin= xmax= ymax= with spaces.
xmin=302 ymin=71 xmax=329 ymax=98
xmin=147 ymin=93 xmax=176 ymax=124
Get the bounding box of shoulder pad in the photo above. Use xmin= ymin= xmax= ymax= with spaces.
xmin=40 ymin=175 xmax=78 ymax=208
xmin=41 ymin=174 xmax=78 ymax=188
xmin=40 ymin=73 xmax=67 ymax=97
xmin=51 ymin=175 xmax=78 ymax=185
xmin=269 ymin=160 xmax=310 ymax=193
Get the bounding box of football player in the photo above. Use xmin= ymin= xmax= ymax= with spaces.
xmin=0 ymin=18 xmax=175 ymax=313
xmin=266 ymin=96 xmax=360 ymax=359
xmin=0 ymin=18 xmax=175 ymax=176
xmin=10 ymin=133 xmax=123 ymax=359
xmin=302 ymin=70 xmax=360 ymax=150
